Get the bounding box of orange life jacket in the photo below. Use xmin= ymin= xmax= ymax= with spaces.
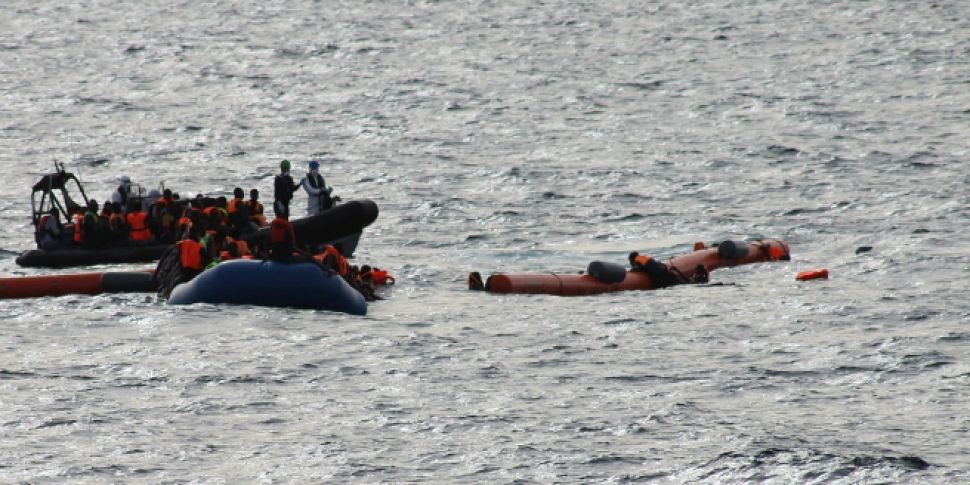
xmin=245 ymin=199 xmax=263 ymax=215
xmin=127 ymin=211 xmax=152 ymax=241
xmin=322 ymin=244 xmax=348 ymax=277
xmin=178 ymin=239 xmax=204 ymax=270
xmin=270 ymin=218 xmax=295 ymax=244
xmin=369 ymin=269 xmax=395 ymax=285
xmin=632 ymin=254 xmax=652 ymax=267
xmin=359 ymin=268 xmax=395 ymax=285
xmin=73 ymin=213 xmax=85 ymax=243
xmin=109 ymin=213 xmax=124 ymax=232
xmin=227 ymin=198 xmax=243 ymax=214
xmin=177 ymin=216 xmax=192 ymax=234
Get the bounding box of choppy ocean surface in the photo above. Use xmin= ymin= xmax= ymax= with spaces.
xmin=1 ymin=0 xmax=968 ymax=482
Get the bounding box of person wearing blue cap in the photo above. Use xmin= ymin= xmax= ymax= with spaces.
xmin=301 ymin=160 xmax=335 ymax=215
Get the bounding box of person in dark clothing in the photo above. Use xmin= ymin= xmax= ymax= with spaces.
xmin=82 ymin=199 xmax=101 ymax=249
xmin=273 ymin=159 xmax=300 ymax=219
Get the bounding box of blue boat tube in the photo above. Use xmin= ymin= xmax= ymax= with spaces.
xmin=167 ymin=259 xmax=367 ymax=315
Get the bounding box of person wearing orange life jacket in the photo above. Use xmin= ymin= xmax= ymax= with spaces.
xmin=176 ymin=207 xmax=193 ymax=241
xmin=245 ymin=189 xmax=267 ymax=227
xmin=36 ymin=207 xmax=63 ymax=250
xmin=319 ymin=243 xmax=349 ymax=277
xmin=628 ymin=251 xmax=708 ymax=287
xmin=358 ymin=265 xmax=395 ymax=285
xmin=72 ymin=209 xmax=85 ymax=246
xmin=108 ymin=202 xmax=126 ymax=244
xmin=269 ymin=211 xmax=299 ymax=261
xmin=177 ymin=225 xmax=209 ymax=280
xmin=127 ymin=200 xmax=153 ymax=243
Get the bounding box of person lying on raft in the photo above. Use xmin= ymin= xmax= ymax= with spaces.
xmin=628 ymin=252 xmax=709 ymax=287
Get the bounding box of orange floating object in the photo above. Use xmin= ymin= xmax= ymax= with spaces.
xmin=476 ymin=239 xmax=790 ymax=296
xmin=796 ymin=268 xmax=828 ymax=281
xmin=0 ymin=271 xmax=155 ymax=300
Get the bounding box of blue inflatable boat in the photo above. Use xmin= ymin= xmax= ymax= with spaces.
xmin=167 ymin=259 xmax=367 ymax=315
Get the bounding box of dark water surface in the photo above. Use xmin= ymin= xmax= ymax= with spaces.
xmin=1 ymin=1 xmax=968 ymax=482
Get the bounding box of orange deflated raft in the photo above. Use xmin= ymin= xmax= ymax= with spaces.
xmin=471 ymin=239 xmax=790 ymax=296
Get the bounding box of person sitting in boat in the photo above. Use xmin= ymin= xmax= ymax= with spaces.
xmin=126 ymin=200 xmax=152 ymax=244
xmin=269 ymin=211 xmax=298 ymax=261
xmin=36 ymin=207 xmax=63 ymax=250
xmin=245 ymin=188 xmax=267 ymax=227
xmin=301 ymin=160 xmax=335 ymax=216
xmin=108 ymin=202 xmax=127 ymax=244
xmin=80 ymin=199 xmax=102 ymax=250
xmin=98 ymin=200 xmax=113 ymax=237
xmin=227 ymin=190 xmax=256 ymax=234
xmin=177 ymin=225 xmax=209 ymax=281
xmin=273 ymin=160 xmax=300 ymax=219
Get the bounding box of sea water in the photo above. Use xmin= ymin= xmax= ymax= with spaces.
xmin=1 ymin=1 xmax=968 ymax=482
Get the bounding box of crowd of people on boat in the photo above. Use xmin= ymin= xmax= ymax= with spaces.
xmin=34 ymin=159 xmax=335 ymax=251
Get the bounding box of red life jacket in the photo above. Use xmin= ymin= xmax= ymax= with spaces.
xmin=127 ymin=211 xmax=152 ymax=241
xmin=227 ymin=198 xmax=242 ymax=214
xmin=178 ymin=239 xmax=204 ymax=270
xmin=322 ymin=244 xmax=348 ymax=277
xmin=73 ymin=213 xmax=85 ymax=243
xmin=270 ymin=218 xmax=295 ymax=244
xmin=369 ymin=269 xmax=395 ymax=285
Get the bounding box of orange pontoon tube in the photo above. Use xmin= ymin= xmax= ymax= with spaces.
xmin=470 ymin=239 xmax=790 ymax=296
xmin=0 ymin=271 xmax=156 ymax=300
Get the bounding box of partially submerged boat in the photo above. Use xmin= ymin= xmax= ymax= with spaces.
xmin=469 ymin=239 xmax=790 ymax=296
xmin=167 ymin=259 xmax=367 ymax=315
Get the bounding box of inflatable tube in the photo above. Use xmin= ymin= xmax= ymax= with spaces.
xmin=478 ymin=239 xmax=790 ymax=296
xmin=587 ymin=261 xmax=627 ymax=284
xmin=15 ymin=244 xmax=169 ymax=268
xmin=167 ymin=259 xmax=367 ymax=315
xmin=0 ymin=270 xmax=155 ymax=299
xmin=247 ymin=199 xmax=378 ymax=251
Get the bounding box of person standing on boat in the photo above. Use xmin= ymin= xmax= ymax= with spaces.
xmin=111 ymin=175 xmax=132 ymax=211
xmin=300 ymin=160 xmax=335 ymax=216
xmin=273 ymin=160 xmax=299 ymax=219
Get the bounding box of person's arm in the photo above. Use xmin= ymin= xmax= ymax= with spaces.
xmin=301 ymin=177 xmax=323 ymax=196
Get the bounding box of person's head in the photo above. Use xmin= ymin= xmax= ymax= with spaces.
xmin=163 ymin=189 xmax=173 ymax=199
xmin=280 ymin=159 xmax=291 ymax=173
xmin=309 ymin=160 xmax=320 ymax=173
xmin=88 ymin=199 xmax=98 ymax=211
xmin=233 ymin=187 xmax=244 ymax=199
xmin=249 ymin=189 xmax=259 ymax=201
xmin=117 ymin=175 xmax=131 ymax=186
xmin=48 ymin=207 xmax=58 ymax=216
xmin=216 ymin=196 xmax=227 ymax=208
xmin=129 ymin=200 xmax=140 ymax=213
xmin=102 ymin=200 xmax=112 ymax=211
